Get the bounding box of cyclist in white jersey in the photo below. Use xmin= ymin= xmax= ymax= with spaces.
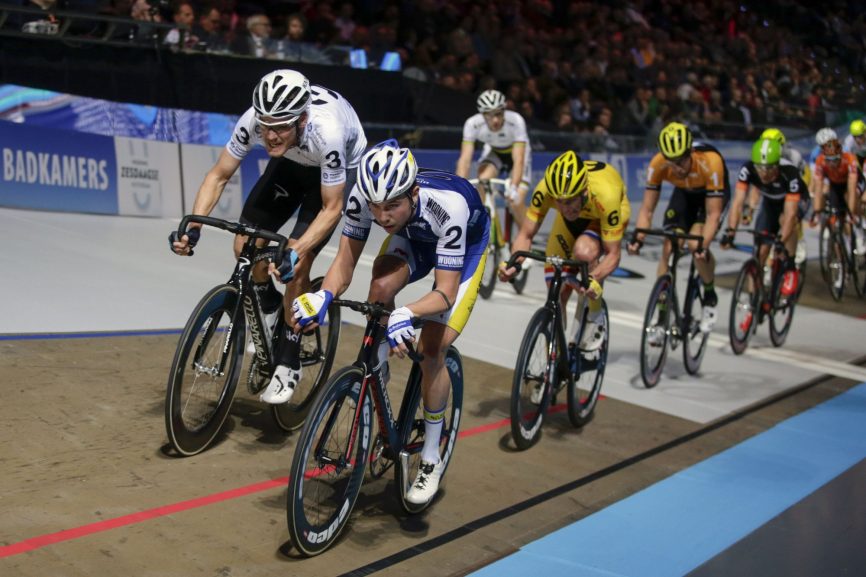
xmin=456 ymin=89 xmax=532 ymax=226
xmin=169 ymin=69 xmax=367 ymax=404
xmin=292 ymin=141 xmax=489 ymax=505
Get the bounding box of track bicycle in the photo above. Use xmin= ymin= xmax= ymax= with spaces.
xmin=818 ymin=206 xmax=865 ymax=301
xmin=164 ymin=215 xmax=340 ymax=457
xmin=636 ymin=228 xmax=710 ymax=388
xmin=470 ymin=177 xmax=529 ymax=298
xmin=729 ymin=230 xmax=800 ymax=354
xmin=507 ymin=251 xmax=609 ymax=450
xmin=287 ymin=299 xmax=464 ymax=557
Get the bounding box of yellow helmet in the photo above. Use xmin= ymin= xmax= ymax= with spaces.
xmin=760 ymin=127 xmax=786 ymax=145
xmin=851 ymin=119 xmax=866 ymax=137
xmin=658 ymin=122 xmax=693 ymax=159
xmin=544 ymin=151 xmax=588 ymax=200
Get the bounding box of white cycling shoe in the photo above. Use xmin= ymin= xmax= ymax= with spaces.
xmin=699 ymin=306 xmax=718 ymax=334
xmin=260 ymin=364 xmax=301 ymax=404
xmin=406 ymin=459 xmax=445 ymax=504
xmin=579 ymin=320 xmax=606 ymax=352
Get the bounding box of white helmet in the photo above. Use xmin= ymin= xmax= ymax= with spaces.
xmin=815 ymin=127 xmax=838 ymax=146
xmin=252 ymin=69 xmax=310 ymax=122
xmin=357 ymin=140 xmax=418 ymax=203
xmin=476 ymin=89 xmax=506 ymax=113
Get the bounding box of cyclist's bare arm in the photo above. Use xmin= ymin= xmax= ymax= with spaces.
xmin=191 ymin=149 xmax=242 ymax=219
xmin=847 ymin=169 xmax=859 ymax=216
xmin=500 ymin=215 xmax=542 ymax=280
xmin=509 ymin=143 xmax=526 ymax=189
xmin=589 ymin=238 xmax=623 ymax=283
xmin=809 ymin=171 xmax=825 ymax=213
xmin=702 ymin=195 xmax=724 ymax=250
xmin=628 ymin=187 xmax=660 ymax=251
xmin=406 ymin=268 xmax=461 ymax=318
xmin=321 ymin=234 xmax=365 ymax=297
xmin=727 ymin=182 xmax=750 ymax=233
xmin=456 ymin=141 xmax=475 ymax=179
xmin=289 ymin=182 xmax=344 ymax=260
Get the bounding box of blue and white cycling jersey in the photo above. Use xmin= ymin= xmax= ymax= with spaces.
xmin=342 ymin=168 xmax=489 ymax=271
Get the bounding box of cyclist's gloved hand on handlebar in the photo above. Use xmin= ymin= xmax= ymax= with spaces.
xmin=387 ymin=306 xmax=416 ymax=349
xmin=276 ymin=248 xmax=299 ymax=282
xmin=168 ymin=228 xmax=200 ymax=256
xmin=504 ymin=182 xmax=519 ymax=202
xmin=292 ymin=289 xmax=333 ymax=328
xmin=626 ymin=234 xmax=643 ymax=255
xmin=498 ymin=259 xmax=521 ymax=282
xmin=720 ymin=229 xmax=735 ymax=249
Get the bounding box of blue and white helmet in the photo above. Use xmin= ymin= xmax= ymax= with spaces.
xmin=356 ymin=140 xmax=418 ymax=203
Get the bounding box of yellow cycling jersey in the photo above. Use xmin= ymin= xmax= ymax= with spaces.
xmin=527 ymin=160 xmax=631 ymax=242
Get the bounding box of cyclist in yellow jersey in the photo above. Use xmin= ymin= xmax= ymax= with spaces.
xmin=628 ymin=121 xmax=730 ymax=333
xmin=500 ymin=151 xmax=630 ymax=350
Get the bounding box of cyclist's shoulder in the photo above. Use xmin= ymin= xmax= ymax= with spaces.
xmin=463 ymin=113 xmax=485 ymax=130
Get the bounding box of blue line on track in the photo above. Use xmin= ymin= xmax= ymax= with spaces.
xmin=469 ymin=382 xmax=866 ymax=577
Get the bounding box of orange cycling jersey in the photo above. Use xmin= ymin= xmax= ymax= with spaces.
xmin=646 ymin=148 xmax=726 ymax=197
xmin=813 ymin=151 xmax=858 ymax=185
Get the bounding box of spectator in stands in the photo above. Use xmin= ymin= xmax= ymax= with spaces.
xmin=191 ymin=3 xmax=224 ymax=51
xmin=163 ymin=1 xmax=196 ymax=49
xmin=274 ymin=13 xmax=330 ymax=64
xmin=230 ymin=12 xmax=272 ymax=58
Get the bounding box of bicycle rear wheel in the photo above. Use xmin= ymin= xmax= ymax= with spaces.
xmin=477 ymin=240 xmax=499 ymax=300
xmin=683 ymin=274 xmax=710 ymax=375
xmin=848 ymin=241 xmax=864 ymax=298
xmin=510 ymin=307 xmax=557 ymax=449
xmin=729 ymin=260 xmax=760 ymax=355
xmin=272 ymin=276 xmax=342 ymax=432
xmin=769 ymin=272 xmax=795 ymax=347
xmin=395 ymin=346 xmax=464 ymax=514
xmin=287 ymin=366 xmax=371 ymax=557
xmin=819 ymin=222 xmax=832 ymax=284
xmin=827 ymin=233 xmax=847 ymax=301
xmin=165 ymin=284 xmax=244 ymax=456
xmin=640 ymin=275 xmax=672 ymax=388
xmin=568 ymin=299 xmax=608 ymax=427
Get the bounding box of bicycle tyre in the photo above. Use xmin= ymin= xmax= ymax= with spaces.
xmin=511 ymin=267 xmax=529 ymax=295
xmin=769 ymin=271 xmax=795 ymax=347
xmin=818 ymin=222 xmax=832 ymax=284
xmin=510 ymin=307 xmax=556 ymax=449
xmin=287 ymin=366 xmax=372 ymax=557
xmin=165 ymin=284 xmax=244 ymax=457
xmin=395 ymin=346 xmax=464 ymax=514
xmin=827 ymin=233 xmax=847 ymax=301
xmin=477 ymin=241 xmax=499 ymax=300
xmin=848 ymin=241 xmax=864 ymax=298
xmin=729 ymin=260 xmax=760 ymax=355
xmin=568 ymin=299 xmax=608 ymax=427
xmin=683 ymin=273 xmax=710 ymax=375
xmin=272 ymin=276 xmax=342 ymax=432
xmin=640 ymin=275 xmax=673 ymax=388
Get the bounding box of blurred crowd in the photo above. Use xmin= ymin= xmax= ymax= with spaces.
xmin=8 ymin=0 xmax=866 ymax=139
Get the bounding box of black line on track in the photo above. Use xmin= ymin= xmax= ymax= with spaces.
xmin=339 ymin=370 xmax=851 ymax=576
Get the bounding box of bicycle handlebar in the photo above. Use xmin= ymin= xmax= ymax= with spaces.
xmin=633 ymin=228 xmax=704 ymax=251
xmin=332 ymin=299 xmax=424 ymax=363
xmin=178 ymin=215 xmax=288 ymax=260
xmin=738 ymin=229 xmax=788 ymax=251
xmin=506 ymin=250 xmax=590 ymax=288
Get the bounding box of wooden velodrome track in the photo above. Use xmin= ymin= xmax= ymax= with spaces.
xmin=2 ymin=207 xmax=865 ymax=576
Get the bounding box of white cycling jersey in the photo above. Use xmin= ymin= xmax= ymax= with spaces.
xmin=781 ymin=147 xmax=806 ymax=174
xmin=226 ymin=85 xmax=367 ymax=187
xmin=462 ymin=110 xmax=531 ymax=174
xmin=843 ymin=134 xmax=866 ymax=159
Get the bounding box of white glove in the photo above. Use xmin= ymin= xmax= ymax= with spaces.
xmin=504 ymin=182 xmax=519 ymax=202
xmin=292 ymin=289 xmax=333 ymax=328
xmin=387 ymin=306 xmax=416 ymax=347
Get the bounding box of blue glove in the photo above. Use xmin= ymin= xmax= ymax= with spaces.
xmin=168 ymin=228 xmax=200 ymax=255
xmin=277 ymin=248 xmax=299 ymax=282
xmin=387 ymin=306 xmax=416 ymax=347
xmin=292 ymin=289 xmax=333 ymax=328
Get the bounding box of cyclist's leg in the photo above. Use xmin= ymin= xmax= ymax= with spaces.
xmin=660 ymin=188 xmax=690 ymax=277
xmin=505 ymin=148 xmax=531 ymax=227
xmin=546 ymin=213 xmax=578 ymax=324
xmin=572 ymin=227 xmax=605 ymax=349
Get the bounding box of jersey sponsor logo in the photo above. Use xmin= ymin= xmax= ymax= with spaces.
xmin=3 ymin=148 xmax=110 ymax=190
xmin=425 ymin=197 xmax=451 ymax=226
xmin=322 ymin=171 xmax=344 ymax=184
xmin=273 ymin=184 xmax=289 ymax=199
xmin=342 ymin=223 xmax=368 ymax=240
xmin=437 ymin=255 xmax=463 ymax=268
xmin=120 ymin=166 xmax=159 ymax=180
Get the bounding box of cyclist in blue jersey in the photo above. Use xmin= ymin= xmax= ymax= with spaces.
xmin=291 ymin=141 xmax=489 ymax=506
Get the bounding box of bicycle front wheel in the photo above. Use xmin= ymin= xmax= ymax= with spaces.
xmin=640 ymin=275 xmax=672 ymax=388
xmin=510 ymin=307 xmax=556 ymax=449
xmin=287 ymin=366 xmax=371 ymax=557
xmin=568 ymin=299 xmax=608 ymax=427
xmin=165 ymin=284 xmax=244 ymax=457
xmin=395 ymin=346 xmax=464 ymax=514
xmin=827 ymin=233 xmax=847 ymax=301
xmin=769 ymin=272 xmax=795 ymax=347
xmin=477 ymin=241 xmax=499 ymax=300
xmin=683 ymin=274 xmax=710 ymax=375
xmin=819 ymin=222 xmax=832 ymax=284
xmin=849 ymin=241 xmax=864 ymax=298
xmin=729 ymin=260 xmax=760 ymax=355
xmin=272 ymin=276 xmax=342 ymax=432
